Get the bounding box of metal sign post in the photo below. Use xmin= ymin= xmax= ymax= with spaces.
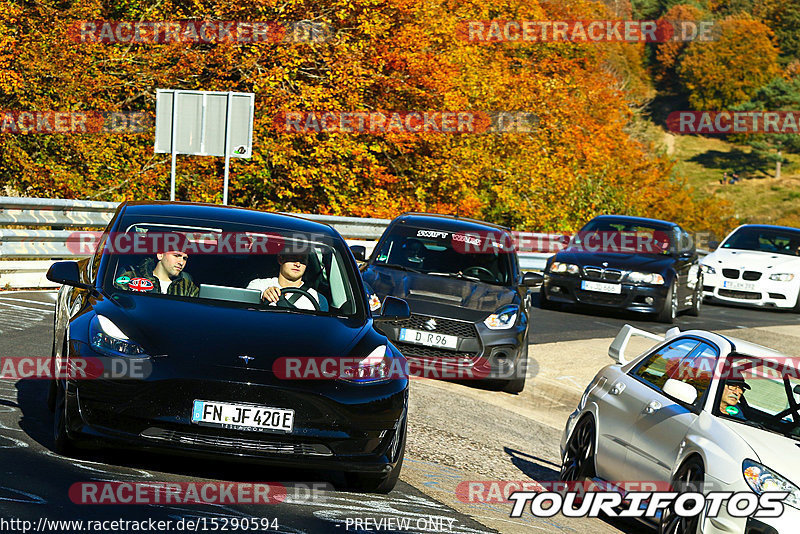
xmin=154 ymin=89 xmax=255 ymax=204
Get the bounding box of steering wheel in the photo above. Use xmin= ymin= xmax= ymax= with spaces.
xmin=276 ymin=287 xmax=320 ymax=311
xmin=463 ymin=266 xmax=496 ymax=281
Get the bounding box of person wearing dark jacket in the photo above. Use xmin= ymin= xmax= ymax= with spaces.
xmin=115 ymin=251 xmax=199 ymax=297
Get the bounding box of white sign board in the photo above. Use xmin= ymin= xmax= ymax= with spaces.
xmin=154 ymin=89 xmax=255 ymax=204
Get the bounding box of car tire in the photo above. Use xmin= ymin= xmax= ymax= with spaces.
xmin=559 ymin=416 xmax=596 ymax=482
xmin=793 ymin=291 xmax=800 ymax=313
xmin=687 ymin=276 xmax=702 ymax=317
xmin=503 ymin=343 xmax=528 ymax=394
xmin=47 ymin=335 xmax=59 ymax=413
xmin=346 ymin=418 xmax=406 ymax=494
xmin=53 ymin=379 xmax=78 ymax=457
xmin=659 ymin=456 xmax=705 ymax=534
xmin=656 ymin=282 xmax=678 ymax=324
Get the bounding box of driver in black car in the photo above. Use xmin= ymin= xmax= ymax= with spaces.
xmin=247 ymin=252 xmax=326 ymax=311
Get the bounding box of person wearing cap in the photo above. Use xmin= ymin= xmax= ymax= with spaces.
xmin=247 ymin=253 xmax=326 ymax=311
xmin=719 ymin=378 xmax=750 ymax=420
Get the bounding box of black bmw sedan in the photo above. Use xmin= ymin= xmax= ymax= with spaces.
xmin=541 ymin=215 xmax=702 ymax=323
xmin=359 ymin=213 xmax=542 ymax=394
xmin=46 ymin=201 xmax=410 ymax=493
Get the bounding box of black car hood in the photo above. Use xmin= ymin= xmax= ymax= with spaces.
xmin=363 ymin=266 xmax=517 ymax=321
xmin=94 ymin=294 xmax=370 ymax=371
xmin=553 ymin=250 xmax=675 ymax=271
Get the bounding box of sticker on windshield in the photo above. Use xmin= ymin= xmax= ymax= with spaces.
xmin=416 ymin=230 xmax=449 ymax=239
xmin=368 ymin=294 xmax=381 ymax=311
xmin=726 ymin=406 xmax=741 ymax=416
xmin=115 ymin=275 xmax=131 ymax=285
xmin=128 ymin=278 xmax=154 ymax=292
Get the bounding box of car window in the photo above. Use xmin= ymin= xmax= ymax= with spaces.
xmin=570 ymin=219 xmax=673 ymax=255
xmin=721 ymin=226 xmax=800 ymax=257
xmin=632 ymin=339 xmax=699 ymax=391
xmin=101 ymin=217 xmax=364 ymax=317
xmin=371 ymin=225 xmax=515 ymax=285
xmin=672 ymin=343 xmax=718 ymax=407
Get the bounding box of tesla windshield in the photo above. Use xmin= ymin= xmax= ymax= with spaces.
xmin=722 ymin=226 xmax=800 ymax=257
xmin=99 ymin=217 xmax=363 ymax=317
xmin=371 ymin=225 xmax=514 ymax=285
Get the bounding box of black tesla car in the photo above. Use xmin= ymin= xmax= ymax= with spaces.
xmin=46 ymin=201 xmax=410 ymax=493
xmin=541 ymin=214 xmax=702 ymax=323
xmin=358 ymin=213 xmax=542 ymax=394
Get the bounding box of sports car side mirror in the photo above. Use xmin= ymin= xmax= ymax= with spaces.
xmin=374 ymin=296 xmax=410 ymax=321
xmin=521 ymin=272 xmax=544 ymax=287
xmin=350 ymin=245 xmax=366 ymax=262
xmin=663 ymin=379 xmax=698 ymax=405
xmin=708 ymin=240 xmax=720 ymax=250
xmin=46 ymin=261 xmax=92 ymax=290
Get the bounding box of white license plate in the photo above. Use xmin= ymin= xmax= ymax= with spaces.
xmin=191 ymin=400 xmax=294 ymax=433
xmin=399 ymin=328 xmax=459 ymax=349
xmin=722 ymin=280 xmax=756 ymax=291
xmin=581 ymin=280 xmax=622 ymax=294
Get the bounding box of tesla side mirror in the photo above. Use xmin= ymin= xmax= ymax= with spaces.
xmin=521 ymin=272 xmax=544 ymax=287
xmin=350 ymin=245 xmax=366 ymax=262
xmin=663 ymin=379 xmax=698 ymax=405
xmin=46 ymin=261 xmax=91 ymax=289
xmin=374 ymin=296 xmax=410 ymax=321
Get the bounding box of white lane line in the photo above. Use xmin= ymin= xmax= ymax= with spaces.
xmin=0 ymin=297 xmax=55 ymax=307
xmin=0 ymin=301 xmax=54 ymax=314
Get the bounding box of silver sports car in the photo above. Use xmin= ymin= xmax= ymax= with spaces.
xmin=560 ymin=325 xmax=800 ymax=533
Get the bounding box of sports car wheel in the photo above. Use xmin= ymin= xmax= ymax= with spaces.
xmin=53 ymin=379 xmax=77 ymax=457
xmin=560 ymin=417 xmax=595 ymax=482
xmin=659 ymin=457 xmax=704 ymax=534
xmin=502 ymin=343 xmax=528 ymax=394
xmin=687 ymin=276 xmax=702 ymax=317
xmin=656 ymin=282 xmax=678 ymax=324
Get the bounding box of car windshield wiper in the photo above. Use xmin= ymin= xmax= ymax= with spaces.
xmin=378 ymin=263 xmax=423 ymax=274
xmin=426 ymin=271 xmax=482 ymax=282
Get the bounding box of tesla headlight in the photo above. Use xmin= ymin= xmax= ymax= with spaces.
xmin=550 ymin=262 xmax=580 ymax=275
xmin=89 ymin=315 xmax=147 ymax=357
xmin=769 ymin=273 xmax=795 ymax=282
xmin=743 ymin=460 xmax=800 ymax=509
xmin=701 ymin=264 xmax=716 ymax=274
xmin=484 ymin=305 xmax=519 ymax=330
xmin=626 ymin=271 xmax=665 ymax=285
xmin=340 ymin=345 xmax=392 ymax=383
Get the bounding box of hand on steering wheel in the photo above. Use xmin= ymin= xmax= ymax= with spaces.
xmin=276 ymin=287 xmax=321 ymax=311
xmin=463 ymin=266 xmax=496 ymax=281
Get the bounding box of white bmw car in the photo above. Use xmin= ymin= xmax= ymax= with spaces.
xmin=701 ymin=224 xmax=800 ymax=311
xmin=560 ymin=325 xmax=800 ymax=533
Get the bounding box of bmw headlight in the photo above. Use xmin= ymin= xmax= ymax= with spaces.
xmin=743 ymin=460 xmax=800 ymax=509
xmin=90 ymin=315 xmax=147 ymax=357
xmin=769 ymin=273 xmax=795 ymax=282
xmin=701 ymin=264 xmax=717 ymax=274
xmin=626 ymin=271 xmax=665 ymax=285
xmin=484 ymin=305 xmax=519 ymax=330
xmin=340 ymin=345 xmax=392 ymax=383
xmin=550 ymin=262 xmax=580 ymax=275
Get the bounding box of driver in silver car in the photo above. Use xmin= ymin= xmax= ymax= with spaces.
xmin=247 ymin=253 xmax=322 ymax=311
xmin=719 ymin=378 xmax=750 ymax=420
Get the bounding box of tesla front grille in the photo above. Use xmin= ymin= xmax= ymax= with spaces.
xmin=722 ymin=269 xmax=739 ymax=279
xmin=390 ymin=314 xmax=478 ymax=339
xmin=742 ymin=271 xmax=762 ymax=281
xmin=718 ymin=289 xmax=761 ymax=300
xmin=140 ymin=428 xmax=332 ymax=456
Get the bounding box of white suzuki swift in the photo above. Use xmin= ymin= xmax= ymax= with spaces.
xmin=701 ymin=224 xmax=800 ymax=311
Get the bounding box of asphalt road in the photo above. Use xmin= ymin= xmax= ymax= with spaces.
xmin=529 ymin=290 xmax=800 ymax=344
xmin=1 ymin=290 xmax=797 ymax=534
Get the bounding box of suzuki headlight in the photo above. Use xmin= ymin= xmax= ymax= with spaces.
xmin=484 ymin=305 xmax=519 ymax=330
xmin=340 ymin=345 xmax=392 ymax=383
xmin=769 ymin=273 xmax=795 ymax=282
xmin=626 ymin=271 xmax=665 ymax=285
xmin=743 ymin=460 xmax=800 ymax=509
xmin=550 ymin=262 xmax=580 ymax=275
xmin=90 ymin=315 xmax=147 ymax=357
xmin=701 ymin=264 xmax=716 ymax=274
